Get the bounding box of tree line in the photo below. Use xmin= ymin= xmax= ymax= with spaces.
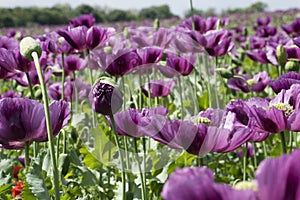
xmin=0 ymin=4 xmax=176 ymax=28
xmin=0 ymin=2 xmax=268 ymax=28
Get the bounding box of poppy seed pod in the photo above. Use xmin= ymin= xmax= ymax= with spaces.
xmin=89 ymin=81 xmax=123 ymax=115
xmin=19 ymin=37 xmax=42 ymax=61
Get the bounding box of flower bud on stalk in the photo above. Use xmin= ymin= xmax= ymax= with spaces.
xmin=89 ymin=78 xmax=123 ymax=115
xmin=276 ymin=44 xmax=287 ymax=68
xmin=285 ymin=60 xmax=300 ymax=72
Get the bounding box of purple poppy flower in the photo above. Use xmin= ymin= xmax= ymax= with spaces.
xmin=281 ymin=18 xmax=300 ymax=36
xmin=0 ymin=36 xmax=19 ymax=50
xmin=48 ymin=78 xmax=91 ymax=102
xmin=57 ymin=55 xmax=87 ymax=76
xmin=15 ymin=50 xmax=35 ymax=73
xmin=270 ymin=84 xmax=300 ymax=132
xmin=86 ymin=26 xmax=115 ymax=50
xmin=150 ymin=108 xmax=247 ymax=155
xmin=255 ymin=25 xmax=277 ymax=38
xmin=112 ymin=106 xmax=168 ymax=137
xmin=228 ymin=72 xmax=270 ymax=93
xmin=69 ymin=14 xmax=95 ymax=28
xmin=0 ymin=90 xmax=21 ymax=99
xmin=255 ymin=149 xmax=300 ymax=200
xmin=0 ymin=98 xmax=70 ymax=149
xmin=251 ymin=71 xmax=271 ymax=92
xmin=249 ymin=36 xmax=266 ymax=50
xmin=161 ymin=167 xmax=257 ymax=200
xmin=256 ymin=16 xmax=271 ymax=26
xmin=169 ymin=30 xmax=204 ymax=53
xmin=178 ymin=15 xmax=219 ymax=33
xmin=141 ymin=79 xmax=175 ymax=98
xmin=246 ymin=50 xmax=269 ymax=64
xmin=45 ymin=32 xmax=74 ymax=54
xmin=152 ymin=28 xmax=173 ymax=48
xmin=286 ymin=47 xmax=300 ymax=61
xmin=161 ymin=55 xmax=194 ymax=77
xmin=228 ymin=74 xmax=251 ymax=93
xmin=226 ymin=99 xmax=271 ymax=142
xmin=13 ymin=68 xmax=53 ymax=87
xmin=236 ymin=143 xmax=255 ymax=158
xmin=89 ymin=81 xmax=123 ymax=115
xmin=150 ymin=119 xmax=197 ymax=150
xmin=0 ymin=48 xmax=17 ymax=73
xmin=57 ymin=26 xmax=88 ymax=50
xmin=201 ymin=30 xmax=235 ymax=57
xmin=137 ymin=47 xmax=163 ymax=65
xmin=105 ymin=49 xmax=141 ymax=77
xmin=293 ymin=37 xmax=300 ymax=48
xmin=269 ymin=72 xmax=300 ymax=93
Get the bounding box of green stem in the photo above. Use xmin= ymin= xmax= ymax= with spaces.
xmin=177 ymin=76 xmax=184 ymax=120
xmin=189 ymin=0 xmax=195 ymax=30
xmin=109 ymin=114 xmax=126 ymax=200
xmin=214 ymin=57 xmax=220 ymax=108
xmin=73 ymin=72 xmax=78 ymax=113
xmin=61 ymin=53 xmax=65 ymax=100
xmin=32 ymin=51 xmax=60 ymax=200
xmin=134 ymin=138 xmax=146 ymax=200
xmin=24 ymin=141 xmax=30 ymax=167
xmin=87 ymin=49 xmax=96 ymax=127
xmin=25 ymin=72 xmax=35 ymax=99
xmin=146 ymin=71 xmax=152 ymax=107
xmin=262 ymin=141 xmax=268 ymax=158
xmin=120 ymin=76 xmax=132 ymax=191
xmin=25 ymin=72 xmax=39 ymax=157
xmin=243 ymin=143 xmax=248 ymax=181
xmin=280 ymin=132 xmax=287 ymax=154
xmin=289 ymin=131 xmax=293 ymax=153
xmin=203 ymin=54 xmax=213 ymax=108
xmin=252 ymin=142 xmax=257 ymax=168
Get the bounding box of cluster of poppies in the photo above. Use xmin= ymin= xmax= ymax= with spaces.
xmin=161 ymin=148 xmax=300 ymax=200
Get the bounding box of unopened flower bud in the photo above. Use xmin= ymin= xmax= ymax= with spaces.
xmin=104 ymin=46 xmax=112 ymax=54
xmin=123 ymin=27 xmax=130 ymax=39
xmin=19 ymin=37 xmax=42 ymax=61
xmin=276 ymin=44 xmax=287 ymax=68
xmin=89 ymin=78 xmax=123 ymax=115
xmin=285 ymin=60 xmax=300 ymax=72
xmin=215 ymin=68 xmax=233 ymax=79
xmin=154 ymin=18 xmax=160 ymax=30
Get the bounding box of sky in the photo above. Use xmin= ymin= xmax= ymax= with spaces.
xmin=0 ymin=0 xmax=299 ymax=17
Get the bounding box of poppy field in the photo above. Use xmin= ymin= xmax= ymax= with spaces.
xmin=1 ymin=3 xmax=300 ymax=200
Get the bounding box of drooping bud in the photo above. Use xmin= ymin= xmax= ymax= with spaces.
xmin=276 ymin=44 xmax=287 ymax=68
xmin=19 ymin=37 xmax=42 ymax=61
xmin=215 ymin=67 xmax=233 ymax=79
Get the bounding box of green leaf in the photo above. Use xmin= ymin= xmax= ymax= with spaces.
xmin=90 ymin=126 xmax=117 ymax=166
xmin=0 ymin=183 xmax=12 ymax=195
xmin=26 ymin=153 xmax=51 ymax=200
xmin=79 ymin=147 xmax=102 ymax=169
xmin=72 ymin=165 xmax=98 ymax=186
xmin=58 ymin=153 xmax=70 ymax=176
